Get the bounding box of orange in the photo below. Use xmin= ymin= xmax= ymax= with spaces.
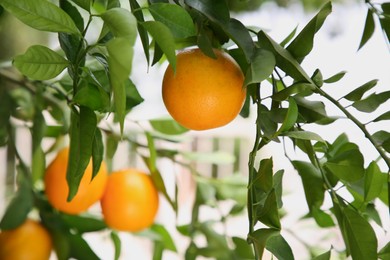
xmin=0 ymin=219 xmax=52 ymax=260
xmin=162 ymin=48 xmax=246 ymax=130
xmin=100 ymin=169 xmax=159 ymax=232
xmin=44 ymin=147 xmax=108 ymax=214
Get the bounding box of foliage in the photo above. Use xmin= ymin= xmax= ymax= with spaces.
xmin=0 ymin=0 xmax=389 ymax=259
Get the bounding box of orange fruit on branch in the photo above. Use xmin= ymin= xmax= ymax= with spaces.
xmin=162 ymin=48 xmax=246 ymax=130
xmin=100 ymin=169 xmax=159 ymax=232
xmin=44 ymin=147 xmax=108 ymax=214
xmin=0 ymin=219 xmax=52 ymax=260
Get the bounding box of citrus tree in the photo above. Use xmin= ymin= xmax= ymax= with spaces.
xmin=0 ymin=0 xmax=389 ymax=259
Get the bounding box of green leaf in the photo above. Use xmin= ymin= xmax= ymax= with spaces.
xmin=92 ymin=128 xmax=104 ymax=180
xmin=286 ymin=1 xmax=332 ymax=63
xmin=1 ymin=0 xmax=79 ymax=34
xmin=312 ymin=248 xmax=332 ymax=260
xmin=294 ymin=96 xmax=335 ymax=124
xmin=323 ymin=70 xmax=347 ymax=83
xmin=149 ymin=3 xmax=195 ymax=39
xmin=358 ymin=9 xmax=375 ymax=50
xmin=150 ymin=118 xmax=188 ymax=135
xmin=280 ymin=25 xmax=298 ymax=47
xmin=107 ymin=37 xmax=134 ymax=133
xmin=266 ymin=234 xmax=294 ymax=260
xmin=373 ymin=111 xmax=390 ymax=122
xmin=60 ymin=0 xmax=84 ymax=32
xmin=312 ymin=207 xmax=335 ymax=227
xmin=343 ymin=207 xmax=378 ymax=260
xmin=67 ymin=107 xmax=97 ymax=201
xmin=101 ymin=8 xmax=137 ymax=42
xmin=124 ymin=79 xmax=144 ymax=111
xmin=184 ymin=0 xmax=230 ymax=25
xmin=256 ymin=189 xmax=281 ymax=229
xmin=272 ymin=82 xmax=315 ymax=101
xmin=129 ymin=0 xmax=150 ymax=65
xmin=249 ymin=228 xmax=280 ymax=259
xmin=364 ymin=161 xmax=386 ymax=202
xmin=244 ymin=48 xmax=275 ymax=86
xmin=142 ymin=21 xmax=176 ymax=71
xmin=324 ymin=146 xmax=364 ymax=182
xmin=311 ymin=68 xmax=323 ymax=87
xmin=343 ymin=79 xmax=378 ymax=101
xmin=0 ymin=178 xmax=33 ymax=230
xmin=258 ymin=30 xmax=313 ymax=83
xmin=61 ymin=214 xmax=107 ymax=233
xmin=379 ymin=242 xmax=390 ymax=260
xmin=380 ymin=17 xmax=390 ymax=44
xmin=13 ymin=45 xmax=68 ymax=80
xmin=352 ymin=91 xmax=390 ymax=113
xmin=232 ymin=237 xmax=255 ymax=259
xmin=71 ymin=0 xmax=90 ymax=11
xmin=282 ymin=130 xmax=325 ymax=143
xmin=69 ymin=233 xmax=100 ymax=260
xmin=139 ymin=224 xmax=177 ymax=252
xmin=110 ymin=231 xmax=121 ymax=260
xmin=276 ymin=97 xmax=298 ymax=134
xmin=292 ymin=160 xmax=325 ymax=209
xmin=73 ymin=83 xmax=110 ymax=111
xmin=224 ymin=18 xmax=255 ymax=62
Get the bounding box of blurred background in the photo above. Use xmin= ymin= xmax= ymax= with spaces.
xmin=0 ymin=0 xmax=389 ymax=259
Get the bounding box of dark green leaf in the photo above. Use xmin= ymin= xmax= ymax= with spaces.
xmin=143 ymin=224 xmax=177 ymax=252
xmin=13 ymin=45 xmax=69 ymax=80
xmin=352 ymin=91 xmax=390 ymax=113
xmin=61 ymin=214 xmax=107 ymax=233
xmin=129 ymin=0 xmax=150 ymax=65
xmin=256 ymin=189 xmax=281 ymax=229
xmin=150 ymin=118 xmax=188 ymax=135
xmin=31 ymin=106 xmax=46 ymax=183
xmin=60 ymin=0 xmax=84 ymax=32
xmin=71 ymin=0 xmax=90 ymax=11
xmin=380 ymin=17 xmax=390 ymax=44
xmin=311 ymin=68 xmax=323 ymax=87
xmin=323 ymin=70 xmax=347 ymax=83
xmin=244 ymin=48 xmax=275 ymax=86
xmin=258 ymin=30 xmax=313 ymax=83
xmin=358 ymin=9 xmax=375 ymax=50
xmin=1 ymin=0 xmax=79 ymax=34
xmin=287 ymin=1 xmax=332 ymax=63
xmin=149 ymin=3 xmax=195 ymax=39
xmin=142 ymin=21 xmax=176 ymax=71
xmin=67 ymin=107 xmax=97 ymax=201
xmin=69 ymin=233 xmax=100 ymax=260
xmin=224 ymin=18 xmax=255 ymax=62
xmin=280 ymin=25 xmax=298 ymax=47
xmin=101 ymin=8 xmax=137 ymax=42
xmin=294 ymin=96 xmax=335 ymax=124
xmin=373 ymin=111 xmax=390 ymax=122
xmin=343 ymin=79 xmax=378 ymax=101
xmin=110 ymin=231 xmax=121 ymax=260
xmin=0 ymin=178 xmax=33 ymax=230
xmin=92 ymin=128 xmax=104 ymax=180
xmin=372 ymin=130 xmax=390 ymax=146
xmin=382 ymin=3 xmax=390 ymax=14
xmin=292 ymin=161 xmax=325 ymax=209
xmin=184 ymin=0 xmax=230 ymax=25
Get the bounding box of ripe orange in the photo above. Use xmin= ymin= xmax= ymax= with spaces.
xmin=44 ymin=147 xmax=108 ymax=214
xmin=0 ymin=219 xmax=52 ymax=260
xmin=162 ymin=48 xmax=246 ymax=130
xmin=100 ymin=169 xmax=159 ymax=232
